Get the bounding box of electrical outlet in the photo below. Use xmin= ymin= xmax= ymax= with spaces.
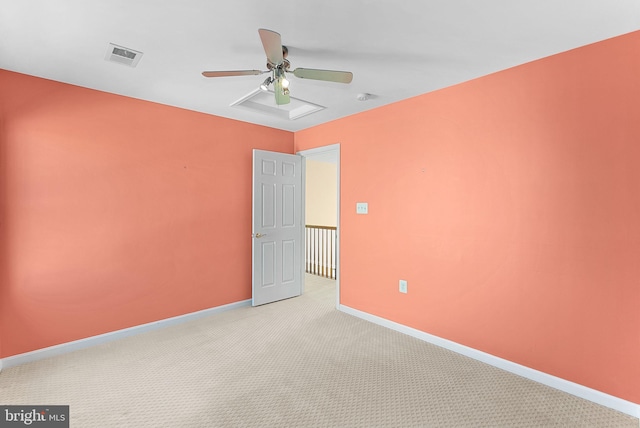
xmin=399 ymin=279 xmax=408 ymax=294
xmin=356 ymin=202 xmax=368 ymax=214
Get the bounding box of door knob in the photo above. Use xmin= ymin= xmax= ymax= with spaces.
xmin=253 ymin=233 xmax=267 ymax=238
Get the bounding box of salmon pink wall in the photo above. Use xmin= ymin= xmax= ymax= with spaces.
xmin=0 ymin=107 xmax=6 ymax=360
xmin=295 ymin=31 xmax=640 ymax=404
xmin=0 ymin=70 xmax=293 ymax=358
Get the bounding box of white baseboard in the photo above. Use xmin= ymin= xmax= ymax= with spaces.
xmin=1 ymin=299 xmax=252 ymax=371
xmin=339 ymin=304 xmax=640 ymax=419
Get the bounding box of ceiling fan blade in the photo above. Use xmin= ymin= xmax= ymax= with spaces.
xmin=202 ymin=70 xmax=265 ymax=78
xmin=292 ymin=68 xmax=353 ymax=84
xmin=258 ymin=28 xmax=284 ymax=66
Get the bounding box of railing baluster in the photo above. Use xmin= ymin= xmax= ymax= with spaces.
xmin=314 ymin=227 xmax=318 ymax=276
xmin=322 ymin=229 xmax=326 ymax=278
xmin=304 ymin=228 xmax=311 ymax=272
xmin=318 ymin=228 xmax=322 ymax=277
xmin=329 ymin=228 xmax=333 ymax=279
xmin=325 ymin=229 xmax=329 ymax=278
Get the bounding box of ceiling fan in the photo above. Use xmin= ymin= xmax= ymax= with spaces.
xmin=202 ymin=29 xmax=353 ymax=105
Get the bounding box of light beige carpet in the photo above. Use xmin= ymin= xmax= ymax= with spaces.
xmin=0 ymin=274 xmax=637 ymax=427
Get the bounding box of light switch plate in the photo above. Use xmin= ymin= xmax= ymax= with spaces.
xmin=356 ymin=202 xmax=368 ymax=214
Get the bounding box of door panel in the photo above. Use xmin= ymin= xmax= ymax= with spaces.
xmin=283 ymin=184 xmax=295 ymax=226
xmin=282 ymin=239 xmax=296 ymax=282
xmin=252 ymin=149 xmax=303 ymax=306
xmin=261 ymin=183 xmax=276 ymax=228
xmin=261 ymin=241 xmax=276 ymax=287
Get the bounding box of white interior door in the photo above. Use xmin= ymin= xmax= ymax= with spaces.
xmin=252 ymin=149 xmax=304 ymax=306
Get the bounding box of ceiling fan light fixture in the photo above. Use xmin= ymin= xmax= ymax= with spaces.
xmin=260 ymin=77 xmax=273 ymax=91
xmin=281 ymin=76 xmax=290 ymax=89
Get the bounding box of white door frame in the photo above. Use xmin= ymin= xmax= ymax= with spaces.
xmin=297 ymin=143 xmax=340 ymax=309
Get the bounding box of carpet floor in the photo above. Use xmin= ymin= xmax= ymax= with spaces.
xmin=0 ymin=274 xmax=637 ymax=427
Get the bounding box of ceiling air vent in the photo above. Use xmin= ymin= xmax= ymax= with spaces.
xmin=105 ymin=43 xmax=143 ymax=67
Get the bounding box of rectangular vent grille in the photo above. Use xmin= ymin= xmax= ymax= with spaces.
xmin=105 ymin=43 xmax=143 ymax=67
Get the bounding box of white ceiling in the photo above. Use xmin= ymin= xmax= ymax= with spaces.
xmin=1 ymin=1 xmax=639 ymax=132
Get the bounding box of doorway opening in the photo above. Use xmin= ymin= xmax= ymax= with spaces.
xmin=298 ymin=144 xmax=340 ymax=309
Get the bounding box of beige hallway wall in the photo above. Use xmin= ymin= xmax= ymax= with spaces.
xmin=305 ymin=159 xmax=337 ymax=227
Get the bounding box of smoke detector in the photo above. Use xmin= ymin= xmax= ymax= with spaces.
xmin=356 ymin=93 xmax=372 ymax=101
xmin=105 ymin=43 xmax=143 ymax=67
